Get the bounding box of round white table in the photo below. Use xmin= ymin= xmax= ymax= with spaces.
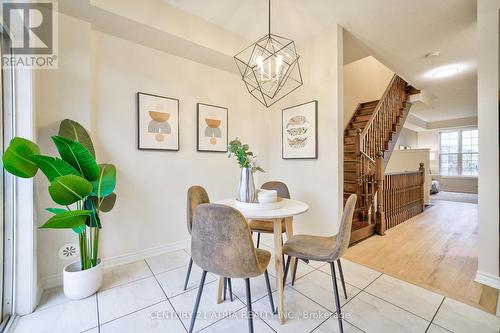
xmin=216 ymin=198 xmax=309 ymax=324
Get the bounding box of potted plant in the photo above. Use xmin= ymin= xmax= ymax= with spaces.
xmin=2 ymin=119 xmax=116 ymax=299
xmin=228 ymin=138 xmax=264 ymax=203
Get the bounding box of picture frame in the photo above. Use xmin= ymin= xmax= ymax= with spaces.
xmin=197 ymin=103 xmax=228 ymax=152
xmin=137 ymin=92 xmax=179 ymax=151
xmin=282 ymin=100 xmax=318 ymax=159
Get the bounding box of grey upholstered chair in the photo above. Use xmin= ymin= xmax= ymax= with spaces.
xmin=282 ymin=194 xmax=357 ymax=333
xmin=184 ymin=186 xmax=211 ymax=291
xmin=189 ymin=204 xmax=274 ymax=333
xmin=185 ymin=186 xmax=234 ymax=300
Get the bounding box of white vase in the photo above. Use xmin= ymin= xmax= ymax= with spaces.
xmin=237 ymin=167 xmax=256 ymax=203
xmin=63 ymin=259 xmax=103 ymax=300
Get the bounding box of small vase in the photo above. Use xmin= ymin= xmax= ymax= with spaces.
xmin=237 ymin=167 xmax=256 ymax=203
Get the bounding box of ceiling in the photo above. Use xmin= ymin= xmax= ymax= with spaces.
xmin=164 ymin=0 xmax=478 ymax=123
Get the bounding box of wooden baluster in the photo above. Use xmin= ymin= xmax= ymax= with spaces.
xmin=375 ymin=151 xmax=385 ymax=235
xmin=419 ymin=162 xmax=425 ymax=212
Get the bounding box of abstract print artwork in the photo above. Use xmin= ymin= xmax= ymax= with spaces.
xmin=137 ymin=92 xmax=179 ymax=151
xmin=282 ymin=100 xmax=318 ymax=159
xmin=197 ymin=103 xmax=228 ymax=152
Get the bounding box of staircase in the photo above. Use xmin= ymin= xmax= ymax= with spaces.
xmin=344 ymin=74 xmax=418 ymax=244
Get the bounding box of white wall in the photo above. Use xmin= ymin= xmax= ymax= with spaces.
xmin=476 ymin=0 xmax=499 ymax=287
xmin=395 ymin=128 xmax=418 ymax=149
xmin=343 ymin=56 xmax=393 ymax=126
xmin=265 ymin=26 xmax=344 ymax=236
xmin=417 ymin=131 xmax=439 ymax=174
xmin=35 ymin=14 xmax=266 ymax=283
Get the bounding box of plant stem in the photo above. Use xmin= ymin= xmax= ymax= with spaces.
xmin=82 ymin=228 xmax=88 ymax=269
xmin=92 ymin=227 xmax=99 ymax=266
xmin=78 ymin=233 xmax=84 ymax=269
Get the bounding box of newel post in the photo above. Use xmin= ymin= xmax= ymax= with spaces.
xmin=419 ymin=162 xmax=425 ymax=211
xmin=375 ymin=151 xmax=386 ymax=235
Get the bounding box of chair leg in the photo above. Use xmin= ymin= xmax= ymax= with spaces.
xmin=330 ymin=262 xmax=344 ymax=333
xmin=183 ymin=257 xmax=193 ymax=291
xmin=188 ymin=270 xmax=207 ymax=333
xmin=256 ymin=233 xmax=261 ymax=248
xmin=245 ymin=278 xmax=254 ymax=333
xmin=263 ymin=270 xmax=276 ymax=314
xmin=228 ymin=278 xmax=233 ymax=302
xmin=223 ymin=278 xmax=227 ymax=301
xmin=283 ymin=256 xmax=291 ymax=288
xmin=291 ymin=257 xmax=299 ymax=286
xmin=337 ymin=259 xmax=348 ymax=299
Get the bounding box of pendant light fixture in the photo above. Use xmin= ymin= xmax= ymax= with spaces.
xmin=234 ymin=0 xmax=303 ymax=107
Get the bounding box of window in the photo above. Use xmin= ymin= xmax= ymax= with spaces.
xmin=439 ymin=129 xmax=478 ymax=176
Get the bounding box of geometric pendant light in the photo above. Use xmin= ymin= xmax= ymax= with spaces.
xmin=234 ymin=0 xmax=303 ymax=107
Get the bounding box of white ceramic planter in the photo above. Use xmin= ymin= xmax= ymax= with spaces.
xmin=63 ymin=259 xmax=103 ymax=300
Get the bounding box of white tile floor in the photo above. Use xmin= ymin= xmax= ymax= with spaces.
xmin=11 ymin=246 xmax=500 ymax=333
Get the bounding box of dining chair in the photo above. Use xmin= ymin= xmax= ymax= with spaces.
xmin=185 ymin=186 xmax=234 ymax=300
xmin=189 ymin=203 xmax=275 ymax=333
xmin=282 ymin=194 xmax=357 ymax=333
xmin=249 ymin=181 xmax=288 ymax=267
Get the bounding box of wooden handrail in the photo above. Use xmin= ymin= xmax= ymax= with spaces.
xmin=361 ymin=74 xmax=398 ymax=137
xmin=359 ymin=74 xmax=408 ymax=161
xmin=360 ymin=151 xmax=375 ymax=164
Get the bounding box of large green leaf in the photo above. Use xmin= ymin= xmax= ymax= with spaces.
xmin=58 ymin=119 xmax=96 ymax=158
xmin=91 ymin=164 xmax=116 ymax=198
xmin=46 ymin=207 xmax=85 ymax=233
xmin=40 ymin=210 xmax=92 ymax=229
xmin=30 ymin=155 xmax=80 ymax=182
xmin=2 ymin=137 xmax=40 ymax=178
xmin=48 ymin=174 xmax=92 ymax=205
xmin=46 ymin=208 xmax=67 ymax=214
xmin=52 ymin=136 xmax=99 ymax=181
xmin=83 ymin=196 xmax=101 ymax=228
xmin=95 ymin=192 xmax=117 ymax=213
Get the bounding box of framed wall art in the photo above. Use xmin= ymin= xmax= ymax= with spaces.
xmin=282 ymin=100 xmax=318 ymax=159
xmin=197 ymin=103 xmax=228 ymax=152
xmin=137 ymin=92 xmax=179 ymax=151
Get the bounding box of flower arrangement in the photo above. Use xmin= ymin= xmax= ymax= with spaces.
xmin=228 ymin=138 xmax=265 ymax=173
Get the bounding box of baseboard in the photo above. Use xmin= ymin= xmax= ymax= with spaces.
xmin=475 ymin=270 xmax=500 ymax=289
xmin=40 ymin=239 xmax=190 ymax=290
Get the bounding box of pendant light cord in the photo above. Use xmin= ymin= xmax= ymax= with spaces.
xmin=268 ymin=0 xmax=271 ymax=36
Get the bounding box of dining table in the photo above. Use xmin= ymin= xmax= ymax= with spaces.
xmin=215 ymin=197 xmax=309 ymax=324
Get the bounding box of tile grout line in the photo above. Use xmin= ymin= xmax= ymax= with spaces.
xmin=98 ymin=299 xmax=167 ymax=327
xmin=354 ymin=273 xmax=437 ymax=324
xmin=178 ymin=279 xmax=248 ymax=333
xmin=144 ymin=259 xmax=190 ymax=333
xmin=145 ymin=259 xmax=250 ymax=332
xmin=425 ymin=297 xmax=447 ymax=333
xmin=95 ymin=293 xmax=101 ymax=333
xmin=309 ymin=312 xmax=367 ymax=333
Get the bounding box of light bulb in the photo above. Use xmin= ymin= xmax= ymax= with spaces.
xmin=256 ymin=56 xmax=264 ymax=81
xmin=275 ymin=55 xmax=283 ymax=81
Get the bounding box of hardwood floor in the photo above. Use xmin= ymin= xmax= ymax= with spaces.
xmin=345 ymin=199 xmax=499 ymax=314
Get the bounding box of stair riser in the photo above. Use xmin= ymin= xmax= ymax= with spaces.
xmin=350 ymin=122 xmax=367 ymax=129
xmin=344 ymin=183 xmax=358 ymax=192
xmin=354 ymin=114 xmax=372 ymax=122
